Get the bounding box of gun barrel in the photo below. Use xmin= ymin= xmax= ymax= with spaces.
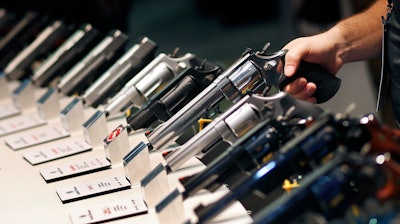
xmin=165 ymin=94 xmax=265 ymax=172
xmin=146 ymin=51 xmax=257 ymax=151
xmin=148 ymin=81 xmax=225 ymax=150
xmin=31 ymin=23 xmax=100 ymax=87
xmin=253 ymin=153 xmax=379 ymax=224
xmin=82 ymin=36 xmax=157 ymax=107
xmin=57 ymin=29 xmax=128 ymax=95
xmin=182 ymin=119 xmax=282 ymax=198
xmin=4 ymin=20 xmax=68 ymax=80
xmin=103 ymin=52 xmax=198 ymax=116
xmin=0 ymin=11 xmax=48 ymax=68
xmin=126 ymin=63 xmax=221 ymax=131
xmin=195 ymin=114 xmax=340 ymax=223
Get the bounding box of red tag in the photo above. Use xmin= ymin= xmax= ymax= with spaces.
xmin=104 ymin=125 xmax=125 ymax=144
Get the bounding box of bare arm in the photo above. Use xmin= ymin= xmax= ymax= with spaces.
xmin=328 ymin=0 xmax=387 ymax=65
xmin=282 ymin=0 xmax=387 ymax=102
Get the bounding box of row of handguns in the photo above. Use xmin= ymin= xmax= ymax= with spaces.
xmin=0 ymin=8 xmax=341 ymax=144
xmin=192 ymin=108 xmax=400 ymax=223
xmin=3 ymin=7 xmax=397 ymax=224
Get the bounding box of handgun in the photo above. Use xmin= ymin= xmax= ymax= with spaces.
xmin=164 ymin=91 xmax=324 ymax=172
xmin=251 ymin=113 xmax=400 ymax=224
xmin=193 ymin=111 xmax=369 ymax=223
xmin=103 ymin=50 xmax=208 ymax=117
xmin=0 ymin=11 xmax=49 ymax=69
xmin=125 ymin=58 xmax=223 ymax=131
xmin=4 ymin=20 xmax=72 ymax=80
xmin=81 ymin=36 xmax=158 ymax=108
xmin=181 ymin=113 xmax=310 ymax=199
xmin=57 ymin=29 xmax=128 ymax=96
xmin=144 ymin=43 xmax=341 ymax=152
xmin=31 ymin=23 xmax=101 ymax=87
xmin=252 ymin=152 xmax=380 ymax=224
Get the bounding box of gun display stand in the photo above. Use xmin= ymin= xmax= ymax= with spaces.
xmin=124 ymin=140 xmax=151 ymax=184
xmin=21 ymin=97 xmax=92 ymax=165
xmin=82 ymin=110 xmax=108 ymax=148
xmin=141 ymin=163 xmax=170 ymax=209
xmin=155 ymin=188 xmax=187 ymax=224
xmin=0 ymin=87 xmax=62 ymax=138
xmin=60 ymin=97 xmax=85 ymax=133
xmin=35 ymin=107 xmax=113 ymax=181
xmin=2 ymin=91 xmax=103 ymax=151
xmin=0 ymin=78 xmax=252 ymax=224
xmin=11 ymin=79 xmax=36 ymax=110
xmin=0 ymin=78 xmax=34 ymax=119
xmin=37 ymin=87 xmax=61 ymax=121
xmin=104 ymin=124 xmax=130 ymax=166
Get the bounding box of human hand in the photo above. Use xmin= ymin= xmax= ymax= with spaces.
xmin=281 ymin=34 xmax=343 ymax=103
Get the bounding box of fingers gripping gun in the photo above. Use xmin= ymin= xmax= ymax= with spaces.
xmin=164 ymin=91 xmax=324 ymax=172
xmin=145 ymin=43 xmax=341 ymax=152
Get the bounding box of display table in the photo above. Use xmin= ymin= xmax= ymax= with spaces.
xmin=0 ymin=81 xmax=252 ymax=224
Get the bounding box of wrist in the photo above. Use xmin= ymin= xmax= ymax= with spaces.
xmin=324 ymin=26 xmax=352 ymax=64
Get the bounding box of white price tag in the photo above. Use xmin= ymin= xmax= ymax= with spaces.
xmin=70 ymin=197 xmax=147 ymax=224
xmin=0 ymin=114 xmax=46 ymax=136
xmin=56 ymin=175 xmax=131 ymax=203
xmin=5 ymin=125 xmax=70 ymax=150
xmin=23 ymin=139 xmax=92 ymax=165
xmin=40 ymin=156 xmax=111 ymax=182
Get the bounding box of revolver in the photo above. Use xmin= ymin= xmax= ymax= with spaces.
xmin=193 ymin=111 xmax=370 ymax=223
xmin=164 ymin=91 xmax=324 ymax=172
xmin=180 ymin=111 xmax=310 ymax=199
xmin=252 ymin=152 xmax=380 ymax=224
xmin=125 ymin=58 xmax=223 ymax=131
xmin=103 ymin=50 xmax=209 ymax=117
xmin=144 ymin=43 xmax=341 ymax=152
xmin=81 ymin=36 xmax=158 ymax=108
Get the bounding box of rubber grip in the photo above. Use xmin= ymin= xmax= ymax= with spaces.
xmin=279 ymin=61 xmax=341 ymax=104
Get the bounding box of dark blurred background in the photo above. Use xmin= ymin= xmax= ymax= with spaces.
xmin=0 ymin=0 xmax=361 ymax=64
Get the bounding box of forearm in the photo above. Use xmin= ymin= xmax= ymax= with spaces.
xmin=327 ymin=0 xmax=387 ymax=63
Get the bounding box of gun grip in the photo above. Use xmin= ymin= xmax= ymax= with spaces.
xmin=279 ymin=61 xmax=341 ymax=104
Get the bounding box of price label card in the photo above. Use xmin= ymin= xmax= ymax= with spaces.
xmin=40 ymin=156 xmax=111 ymax=182
xmin=23 ymin=139 xmax=92 ymax=165
xmin=70 ymin=197 xmax=148 ymax=224
xmin=5 ymin=125 xmax=70 ymax=150
xmin=56 ymin=175 xmax=131 ymax=203
xmin=0 ymin=114 xmax=46 ymax=136
xmin=0 ymin=103 xmax=20 ymax=119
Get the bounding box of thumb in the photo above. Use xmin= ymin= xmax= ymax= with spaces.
xmin=284 ymin=63 xmax=297 ymax=77
xmin=283 ymin=49 xmax=301 ymax=77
